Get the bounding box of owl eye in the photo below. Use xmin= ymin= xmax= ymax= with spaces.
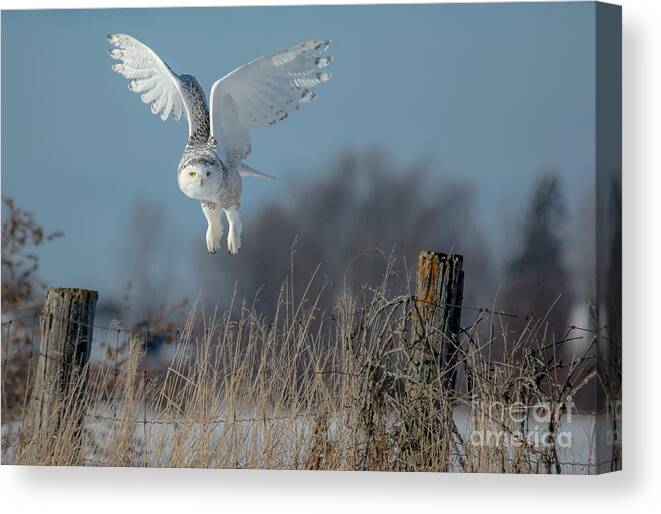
xmin=206 ymin=171 xmax=211 ymax=177
xmin=189 ymin=171 xmax=196 ymax=177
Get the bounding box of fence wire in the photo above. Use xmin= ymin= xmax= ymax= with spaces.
xmin=1 ymin=296 xmax=610 ymax=428
xmin=0 ymin=295 xmax=607 ymax=335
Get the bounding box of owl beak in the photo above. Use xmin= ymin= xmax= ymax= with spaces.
xmin=200 ymin=178 xmax=204 ymax=187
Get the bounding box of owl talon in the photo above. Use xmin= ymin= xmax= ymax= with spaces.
xmin=207 ymin=240 xmax=221 ymax=254
xmin=206 ymin=227 xmax=222 ymax=254
xmin=227 ymin=233 xmax=241 ymax=255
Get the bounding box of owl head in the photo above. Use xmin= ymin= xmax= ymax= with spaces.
xmin=178 ymin=159 xmax=222 ymax=202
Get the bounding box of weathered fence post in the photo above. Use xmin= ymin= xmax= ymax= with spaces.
xmin=29 ymin=287 xmax=98 ymax=451
xmin=411 ymin=250 xmax=464 ymax=391
xmin=403 ymin=251 xmax=464 ymax=470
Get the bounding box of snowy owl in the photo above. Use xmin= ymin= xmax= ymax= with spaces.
xmin=107 ymin=34 xmax=334 ymax=255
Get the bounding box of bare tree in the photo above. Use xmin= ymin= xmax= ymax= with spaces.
xmin=195 ymin=149 xmax=494 ymax=315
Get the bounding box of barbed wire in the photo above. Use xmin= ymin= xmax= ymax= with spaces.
xmin=90 ymin=411 xmax=317 ymax=426
xmin=0 ymin=294 xmax=607 ymax=337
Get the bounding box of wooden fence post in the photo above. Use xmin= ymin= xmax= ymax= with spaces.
xmin=401 ymin=251 xmax=464 ymax=470
xmin=29 ymin=287 xmax=98 ymax=448
xmin=411 ymin=250 xmax=464 ymax=392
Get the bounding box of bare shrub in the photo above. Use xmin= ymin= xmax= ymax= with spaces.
xmin=1 ymin=196 xmax=62 ymax=311
xmin=1 ymin=197 xmax=62 ymax=420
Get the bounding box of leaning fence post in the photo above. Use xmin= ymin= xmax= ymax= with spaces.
xmin=29 ymin=287 xmax=98 ymax=451
xmin=411 ymin=250 xmax=464 ymax=392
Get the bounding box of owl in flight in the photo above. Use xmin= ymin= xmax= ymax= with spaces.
xmin=107 ymin=34 xmax=334 ymax=254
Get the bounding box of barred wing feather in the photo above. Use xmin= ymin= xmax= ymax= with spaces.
xmin=107 ymin=34 xmax=196 ymax=137
xmin=210 ymin=40 xmax=334 ymax=163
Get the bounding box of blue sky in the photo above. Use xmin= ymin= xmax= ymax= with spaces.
xmin=1 ymin=2 xmax=596 ymax=302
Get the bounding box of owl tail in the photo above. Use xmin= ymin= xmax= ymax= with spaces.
xmin=239 ymin=163 xmax=276 ymax=180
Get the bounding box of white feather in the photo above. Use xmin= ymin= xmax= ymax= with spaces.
xmin=209 ymin=40 xmax=334 ymax=163
xmin=107 ymin=34 xmax=197 ymax=138
xmin=239 ymin=163 xmax=276 ymax=180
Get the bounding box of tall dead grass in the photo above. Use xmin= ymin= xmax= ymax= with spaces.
xmin=1 ymin=264 xmax=615 ymax=472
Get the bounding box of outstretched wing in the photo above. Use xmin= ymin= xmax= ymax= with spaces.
xmin=209 ymin=40 xmax=334 ymax=163
xmin=107 ymin=34 xmax=199 ymax=138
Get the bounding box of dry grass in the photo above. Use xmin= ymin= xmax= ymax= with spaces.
xmin=1 ymin=264 xmax=617 ymax=473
